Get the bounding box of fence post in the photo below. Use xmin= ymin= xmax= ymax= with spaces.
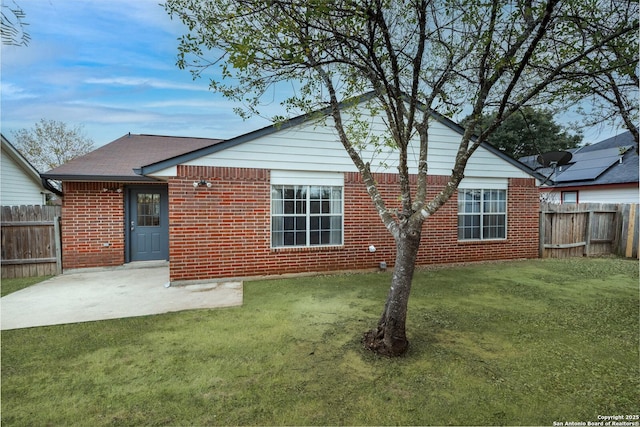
xmin=585 ymin=210 xmax=593 ymax=257
xmin=54 ymin=216 xmax=62 ymax=274
xmin=539 ymin=207 xmax=546 ymax=258
xmin=625 ymin=204 xmax=637 ymax=258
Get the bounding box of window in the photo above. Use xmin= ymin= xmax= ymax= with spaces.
xmin=561 ymin=191 xmax=578 ymax=204
xmin=271 ymin=185 xmax=343 ymax=247
xmin=137 ymin=193 xmax=161 ymax=226
xmin=458 ymin=189 xmax=507 ymax=240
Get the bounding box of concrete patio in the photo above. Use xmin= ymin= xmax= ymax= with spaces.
xmin=1 ymin=262 xmax=243 ymax=330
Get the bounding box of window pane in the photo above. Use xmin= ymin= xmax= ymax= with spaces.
xmin=310 ymin=216 xmax=319 ymax=230
xmin=284 ymin=216 xmax=294 ymax=230
xmin=296 ymin=187 xmax=306 ymax=200
xmin=309 ymin=186 xmax=321 ymax=198
xmin=483 ymin=190 xmax=506 ymax=213
xmin=271 ymin=217 xmax=284 ymax=247
xmin=459 ymin=189 xmax=480 ymax=213
xmin=321 ymin=230 xmax=330 ymax=244
xmin=272 ymin=199 xmax=283 ymax=215
xmin=272 ymin=186 xmax=283 ymax=199
xmin=284 ymin=232 xmax=295 ymax=245
xmin=296 ymin=216 xmax=306 ymax=230
xmin=329 ymin=229 xmax=341 ymax=245
xmin=562 ymin=191 xmax=578 ymax=204
xmin=284 ymin=200 xmax=294 ymax=214
xmin=283 ymin=187 xmax=295 ymax=199
xmin=137 ymin=193 xmax=160 ymax=227
xmin=458 ymin=214 xmax=480 ymax=239
xmin=330 ymin=216 xmax=342 ymax=244
xmin=483 ymin=214 xmax=506 ymax=239
xmin=332 ymin=188 xmax=342 ymax=200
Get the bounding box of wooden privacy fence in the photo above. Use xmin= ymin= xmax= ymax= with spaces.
xmin=1 ymin=205 xmax=62 ymax=279
xmin=540 ymin=202 xmax=639 ymax=259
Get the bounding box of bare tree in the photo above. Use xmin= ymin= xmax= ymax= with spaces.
xmin=12 ymin=119 xmax=95 ymax=172
xmin=165 ymin=0 xmax=638 ymax=356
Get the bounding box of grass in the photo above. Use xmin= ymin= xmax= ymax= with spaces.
xmin=1 ymin=258 xmax=638 ymax=426
xmin=1 ymin=276 xmax=52 ymax=297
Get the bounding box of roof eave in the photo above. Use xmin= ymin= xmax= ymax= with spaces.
xmin=40 ymin=173 xmax=161 ymax=182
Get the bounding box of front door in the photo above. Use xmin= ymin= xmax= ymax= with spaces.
xmin=127 ymin=186 xmax=169 ymax=262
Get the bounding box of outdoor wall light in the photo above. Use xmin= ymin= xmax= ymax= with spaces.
xmin=193 ymin=179 xmax=212 ymax=188
xmin=368 ymin=245 xmax=376 ymax=253
xmin=102 ymin=187 xmax=122 ymax=193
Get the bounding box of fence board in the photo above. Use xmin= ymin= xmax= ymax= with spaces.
xmin=1 ymin=205 xmax=61 ymax=279
xmin=540 ymin=203 xmax=638 ymax=259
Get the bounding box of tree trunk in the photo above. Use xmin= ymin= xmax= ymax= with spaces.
xmin=363 ymin=220 xmax=422 ymax=357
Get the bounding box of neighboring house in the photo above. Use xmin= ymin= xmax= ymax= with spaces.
xmin=520 ymin=131 xmax=639 ymax=204
xmin=42 ymin=100 xmax=542 ymax=284
xmin=1 ymin=133 xmax=53 ymax=206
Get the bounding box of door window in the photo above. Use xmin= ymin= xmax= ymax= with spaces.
xmin=137 ymin=193 xmax=161 ymax=226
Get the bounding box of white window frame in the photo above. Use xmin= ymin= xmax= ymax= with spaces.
xmin=270 ymin=171 xmax=344 ymax=249
xmin=457 ymin=188 xmax=508 ymax=241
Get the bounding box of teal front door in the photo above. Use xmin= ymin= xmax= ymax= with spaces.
xmin=127 ymin=186 xmax=169 ymax=262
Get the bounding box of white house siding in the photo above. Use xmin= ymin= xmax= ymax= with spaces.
xmin=543 ymin=187 xmax=639 ymax=204
xmin=271 ymin=170 xmax=344 ymax=186
xmin=1 ymin=147 xmax=46 ymax=206
xmin=158 ymin=108 xmax=532 ymax=181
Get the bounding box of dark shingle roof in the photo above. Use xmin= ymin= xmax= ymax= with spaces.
xmin=41 ymin=134 xmax=224 ymax=181
xmin=579 ymin=131 xmax=635 ymax=153
xmin=520 ymin=131 xmax=638 ymax=187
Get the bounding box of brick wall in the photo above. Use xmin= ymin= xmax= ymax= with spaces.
xmin=417 ymin=177 xmax=540 ymax=264
xmin=61 ymin=181 xmax=125 ymax=269
xmin=168 ymin=166 xmax=539 ymax=282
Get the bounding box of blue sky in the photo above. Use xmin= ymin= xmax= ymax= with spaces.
xmin=1 ymin=0 xmax=624 ymax=148
xmin=1 ymin=0 xmax=275 ymax=147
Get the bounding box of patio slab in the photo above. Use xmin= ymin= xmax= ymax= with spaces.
xmin=0 ymin=262 xmax=243 ymax=330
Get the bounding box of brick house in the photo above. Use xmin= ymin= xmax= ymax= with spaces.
xmin=42 ymin=102 xmax=542 ymax=284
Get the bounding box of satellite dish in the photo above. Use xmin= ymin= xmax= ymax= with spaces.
xmin=536 ymin=151 xmax=573 ymax=168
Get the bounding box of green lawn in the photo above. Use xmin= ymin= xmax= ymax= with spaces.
xmin=1 ymin=276 xmax=53 ymax=297
xmin=1 ymin=258 xmax=638 ymax=426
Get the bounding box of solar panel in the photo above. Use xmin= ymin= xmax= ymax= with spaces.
xmin=553 ymin=146 xmax=628 ymax=183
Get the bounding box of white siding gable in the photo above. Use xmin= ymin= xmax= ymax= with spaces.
xmin=1 ymin=145 xmax=46 ymax=206
xmin=151 ymin=105 xmax=532 ymax=182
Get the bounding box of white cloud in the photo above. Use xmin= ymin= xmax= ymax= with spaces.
xmin=144 ymin=99 xmax=234 ymax=109
xmin=84 ymin=77 xmax=208 ymax=92
xmin=0 ymin=82 xmax=38 ymax=100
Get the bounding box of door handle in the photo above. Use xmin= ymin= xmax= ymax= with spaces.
xmin=131 ymin=220 xmax=135 ymax=231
